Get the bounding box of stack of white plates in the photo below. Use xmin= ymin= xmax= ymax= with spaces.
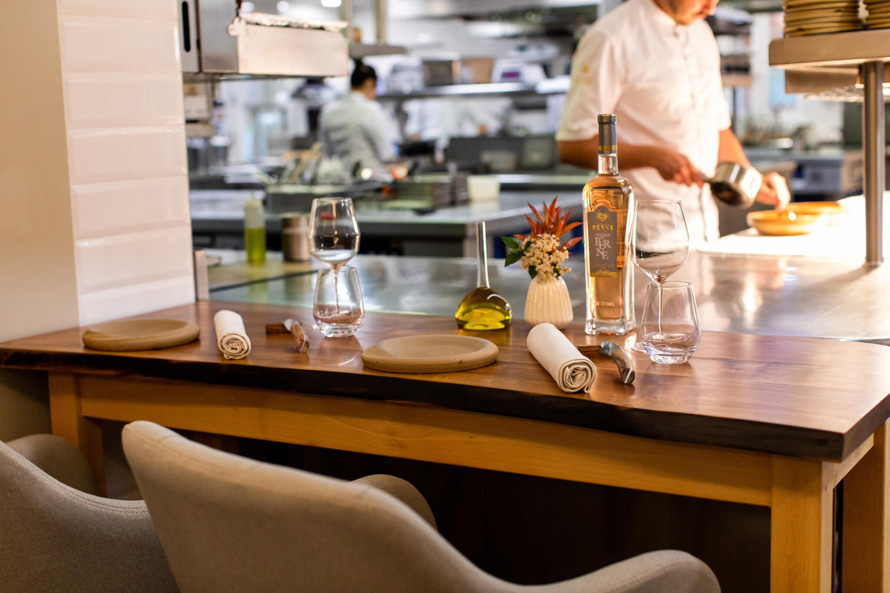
xmin=864 ymin=0 xmax=890 ymax=28
xmin=784 ymin=0 xmax=862 ymax=36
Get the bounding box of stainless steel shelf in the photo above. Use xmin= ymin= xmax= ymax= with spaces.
xmin=769 ymin=29 xmax=888 ymax=265
xmin=770 ymin=29 xmax=890 ymax=70
xmin=378 ymin=82 xmax=539 ymax=101
xmin=349 ymin=43 xmax=407 ymax=58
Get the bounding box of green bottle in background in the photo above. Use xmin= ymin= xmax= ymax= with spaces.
xmin=244 ymin=196 xmax=266 ymax=265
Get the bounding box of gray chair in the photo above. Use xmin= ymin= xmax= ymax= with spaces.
xmin=123 ymin=421 xmax=721 ymax=593
xmin=0 ymin=433 xmax=179 ymax=593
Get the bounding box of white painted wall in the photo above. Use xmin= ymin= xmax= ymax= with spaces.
xmin=0 ymin=0 xmax=194 ymax=440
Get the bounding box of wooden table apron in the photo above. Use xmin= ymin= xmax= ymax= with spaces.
xmin=3 ymin=301 xmax=890 ymax=593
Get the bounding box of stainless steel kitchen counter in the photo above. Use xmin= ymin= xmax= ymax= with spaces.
xmin=209 ymin=250 xmax=890 ymax=345
xmin=191 ymin=189 xmax=583 ymax=256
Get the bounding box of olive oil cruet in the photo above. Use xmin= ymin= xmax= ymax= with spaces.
xmin=455 ymin=222 xmax=512 ymax=330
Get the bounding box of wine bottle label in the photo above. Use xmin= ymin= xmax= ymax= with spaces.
xmin=587 ymin=205 xmax=619 ymax=277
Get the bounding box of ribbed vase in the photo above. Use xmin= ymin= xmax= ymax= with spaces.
xmin=524 ymin=276 xmax=573 ymax=329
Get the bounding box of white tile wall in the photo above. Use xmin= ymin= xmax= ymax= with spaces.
xmin=67 ymin=126 xmax=186 ymax=185
xmin=58 ymin=1 xmax=195 ymax=321
xmin=58 ymin=15 xmax=180 ymax=73
xmin=58 ymin=0 xmax=178 ymax=20
xmin=63 ymin=73 xmax=184 ymax=129
xmin=78 ymin=276 xmax=196 ymax=326
xmin=74 ymin=226 xmax=193 ymax=293
xmin=71 ymin=176 xmax=190 ymax=240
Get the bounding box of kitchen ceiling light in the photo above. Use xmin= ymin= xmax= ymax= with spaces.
xmin=321 ymin=0 xmax=342 ymax=7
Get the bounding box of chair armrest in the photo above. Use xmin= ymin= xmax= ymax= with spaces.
xmin=523 ymin=550 xmax=720 ymax=593
xmin=7 ymin=434 xmax=99 ymax=495
xmin=351 ymin=474 xmax=438 ymax=530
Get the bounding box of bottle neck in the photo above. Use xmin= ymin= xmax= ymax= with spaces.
xmin=476 ymin=222 xmax=490 ymax=288
xmin=598 ymin=152 xmax=619 ymax=175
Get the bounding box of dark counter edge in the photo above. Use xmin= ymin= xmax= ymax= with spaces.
xmin=3 ymin=348 xmax=886 ymax=462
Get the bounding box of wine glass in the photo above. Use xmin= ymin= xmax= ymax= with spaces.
xmin=309 ymin=198 xmax=361 ymax=335
xmin=308 ymin=197 xmax=360 ymax=271
xmin=630 ymin=200 xmax=690 ymax=352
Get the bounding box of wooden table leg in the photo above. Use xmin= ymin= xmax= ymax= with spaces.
xmin=842 ymin=421 xmax=890 ymax=592
xmin=48 ymin=373 xmax=105 ymax=495
xmin=771 ymin=455 xmax=834 ymax=593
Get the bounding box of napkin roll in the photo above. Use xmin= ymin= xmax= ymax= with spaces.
xmin=527 ymin=323 xmax=596 ymax=393
xmin=214 ymin=310 xmax=251 ymax=360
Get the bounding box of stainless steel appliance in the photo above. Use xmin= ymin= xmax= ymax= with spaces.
xmin=179 ymin=0 xmax=349 ymax=78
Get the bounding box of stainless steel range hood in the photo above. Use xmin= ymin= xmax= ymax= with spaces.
xmin=180 ymin=0 xmax=349 ymax=78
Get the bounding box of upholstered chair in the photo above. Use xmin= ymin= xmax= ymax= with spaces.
xmin=123 ymin=421 xmax=721 ymax=593
xmin=0 ymin=433 xmax=178 ymax=593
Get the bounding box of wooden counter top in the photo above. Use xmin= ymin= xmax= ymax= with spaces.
xmin=3 ymin=300 xmax=890 ymax=461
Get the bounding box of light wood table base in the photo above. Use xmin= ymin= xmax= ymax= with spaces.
xmin=49 ymin=372 xmax=888 ymax=592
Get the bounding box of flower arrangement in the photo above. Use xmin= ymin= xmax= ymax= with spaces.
xmin=502 ymin=198 xmax=581 ymax=281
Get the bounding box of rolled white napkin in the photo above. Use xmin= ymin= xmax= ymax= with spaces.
xmin=527 ymin=323 xmax=596 ymax=393
xmin=214 ymin=310 xmax=251 ymax=360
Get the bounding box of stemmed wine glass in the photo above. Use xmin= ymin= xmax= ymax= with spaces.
xmin=308 ymin=197 xmax=361 ymax=270
xmin=309 ymin=198 xmax=363 ymax=336
xmin=630 ymin=200 xmax=690 ymax=352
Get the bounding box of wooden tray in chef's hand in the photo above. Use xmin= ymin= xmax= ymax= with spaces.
xmin=82 ymin=319 xmax=200 ymax=352
xmin=362 ymin=335 xmax=498 ymax=373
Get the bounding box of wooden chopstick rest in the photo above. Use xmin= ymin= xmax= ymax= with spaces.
xmin=265 ymin=319 xmax=310 ymax=353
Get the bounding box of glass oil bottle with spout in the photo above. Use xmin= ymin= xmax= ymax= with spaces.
xmin=455 ymin=222 xmax=512 ymax=330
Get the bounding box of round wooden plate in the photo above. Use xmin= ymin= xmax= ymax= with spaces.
xmin=82 ymin=319 xmax=200 ymax=351
xmin=362 ymin=335 xmax=498 ymax=373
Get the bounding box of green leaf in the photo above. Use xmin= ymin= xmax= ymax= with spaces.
xmin=505 ymin=251 xmax=522 ymax=267
xmin=528 ymin=266 xmax=538 ymax=279
xmin=501 ymin=236 xmax=520 ymax=249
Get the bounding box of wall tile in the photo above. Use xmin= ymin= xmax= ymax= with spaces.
xmin=57 ymin=0 xmax=178 ymax=20
xmin=67 ymin=126 xmax=186 ymax=185
xmin=74 ymin=226 xmax=193 ymax=293
xmin=77 ymin=275 xmax=196 ymax=326
xmin=71 ymin=176 xmax=190 ymax=240
xmin=64 ymin=73 xmax=184 ymax=129
xmin=59 ymin=15 xmax=180 ymax=73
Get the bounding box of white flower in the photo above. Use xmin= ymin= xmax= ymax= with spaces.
xmin=519 ymin=233 xmax=570 ymax=280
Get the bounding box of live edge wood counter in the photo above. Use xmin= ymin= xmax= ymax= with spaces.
xmin=3 ymin=301 xmax=890 ymax=592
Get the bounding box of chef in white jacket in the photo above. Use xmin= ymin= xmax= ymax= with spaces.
xmin=319 ymin=60 xmax=395 ymax=175
xmin=557 ymin=0 xmax=789 ymax=243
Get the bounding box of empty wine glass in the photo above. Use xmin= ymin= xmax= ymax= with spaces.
xmin=630 ymin=200 xmax=690 ymax=352
xmin=308 ymin=197 xmax=360 ymax=271
xmin=640 ymin=281 xmax=701 ymax=364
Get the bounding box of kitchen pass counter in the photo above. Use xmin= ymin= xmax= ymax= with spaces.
xmin=701 ymin=195 xmax=890 ymax=259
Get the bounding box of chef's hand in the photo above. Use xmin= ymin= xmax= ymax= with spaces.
xmin=647 ymin=146 xmax=704 ymax=188
xmin=755 ymin=172 xmax=791 ymax=209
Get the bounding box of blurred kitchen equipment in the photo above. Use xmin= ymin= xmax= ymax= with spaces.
xmin=179 ymin=2 xmax=348 ymax=78
xmin=704 ymin=162 xmax=763 ymax=207
xmin=467 ymin=176 xmax=500 ymax=202
xmin=280 ymin=214 xmax=311 ymax=262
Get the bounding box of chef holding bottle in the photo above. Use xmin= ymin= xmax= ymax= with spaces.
xmin=556 ymin=0 xmax=789 ymax=243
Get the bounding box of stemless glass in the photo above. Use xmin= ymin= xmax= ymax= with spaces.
xmin=313 ymin=266 xmax=364 ymax=338
xmin=308 ymin=197 xmax=361 ymax=271
xmin=640 ymin=281 xmax=701 ymax=364
xmin=630 ymin=200 xmax=690 ymax=351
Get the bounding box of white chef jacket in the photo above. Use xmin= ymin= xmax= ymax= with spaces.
xmin=319 ymin=92 xmax=396 ymax=173
xmin=557 ymin=0 xmax=732 ymax=243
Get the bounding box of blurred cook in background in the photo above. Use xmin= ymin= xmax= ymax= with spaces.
xmin=404 ymin=98 xmax=497 ymax=157
xmin=556 ymin=0 xmax=789 ymax=244
xmin=319 ymin=60 xmax=397 ymax=178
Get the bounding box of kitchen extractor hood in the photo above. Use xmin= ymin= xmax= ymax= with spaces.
xmin=180 ymin=0 xmax=349 ymax=78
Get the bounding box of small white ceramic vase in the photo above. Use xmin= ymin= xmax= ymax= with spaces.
xmin=524 ymin=276 xmax=573 ymax=329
